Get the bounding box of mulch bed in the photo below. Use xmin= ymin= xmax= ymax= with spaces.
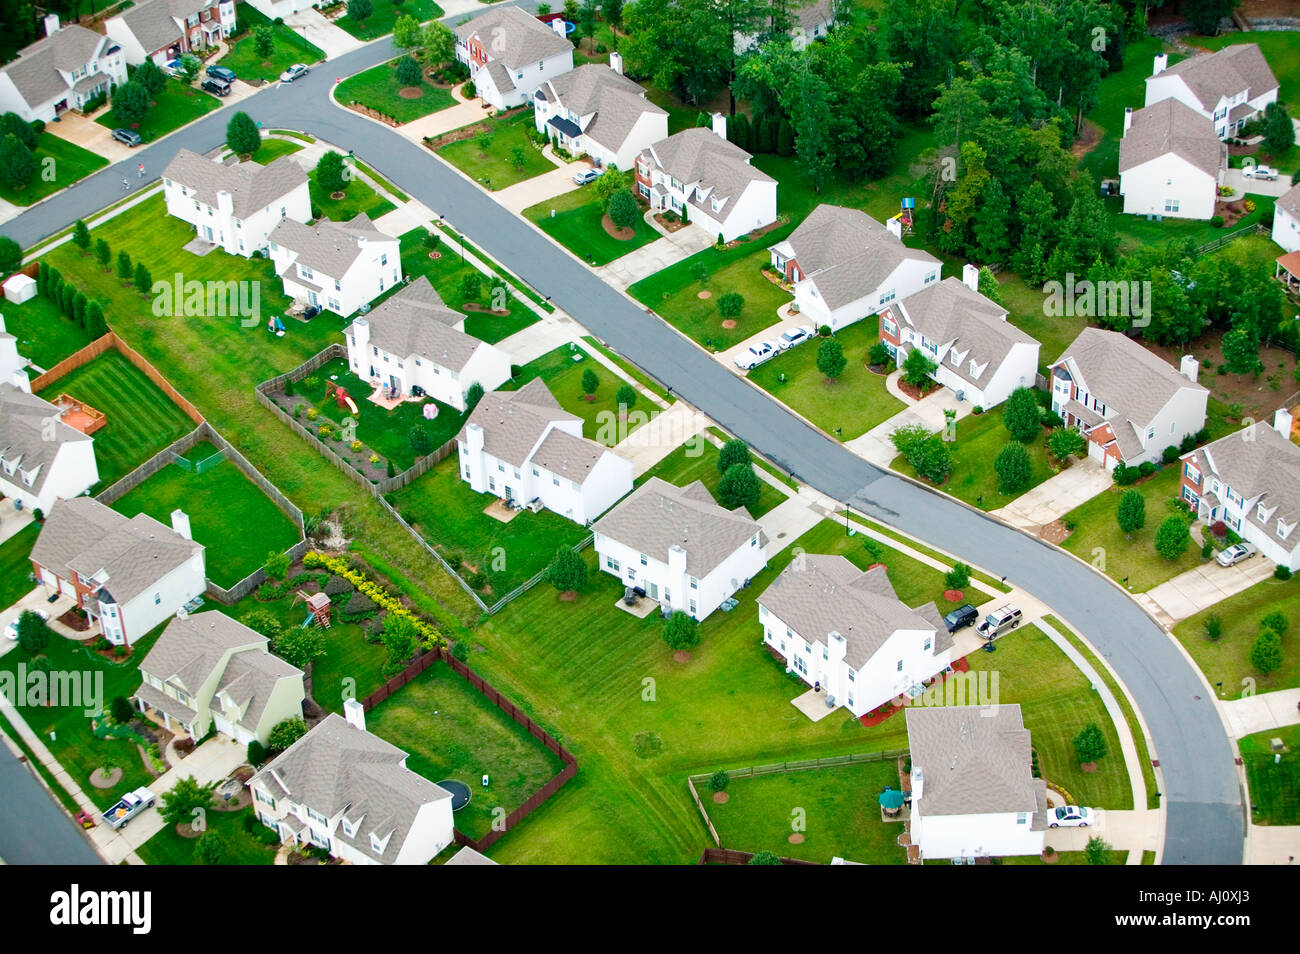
xmin=723 ymin=215 xmax=790 ymax=249
xmin=346 ymin=103 xmax=399 ymax=126
xmin=57 ymin=608 xmax=90 ymax=631
xmin=559 ymin=590 xmax=578 ymax=602
xmin=1040 ymin=519 xmax=1071 ymax=545
xmin=697 ymin=290 xmax=712 ymax=299
xmin=329 ymin=191 xmax=346 ymax=200
xmin=428 ymin=251 xmax=442 ymax=259
xmin=712 ymin=792 xmax=729 ymax=804
xmin=174 ymin=822 xmax=203 ymax=840
xmin=89 ymin=767 xmax=122 ymax=789
xmin=213 ymin=788 xmax=252 ymax=812
xmin=653 ymin=213 xmax=688 ymax=233
xmin=788 ymin=833 xmax=805 ymax=844
xmin=461 ymin=302 xmax=511 ymax=315
xmin=1214 ymin=198 xmax=1250 ymax=227
xmin=858 ymin=656 xmax=971 ymax=727
xmin=1081 ymin=762 xmax=1098 ymax=773
xmin=720 ymin=319 xmax=737 ymax=329
xmin=898 ymin=379 xmax=941 ymax=401
xmin=601 ymin=213 xmax=636 ymax=240
xmin=943 ymin=589 xmax=964 ymax=603
xmin=673 ymin=650 xmax=692 ymax=663
xmin=398 ymin=86 xmax=424 ymax=99
xmin=1042 ymin=850 xmax=1059 ymax=864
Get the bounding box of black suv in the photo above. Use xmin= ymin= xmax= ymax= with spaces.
xmin=943 ymin=603 xmax=979 ymax=633
xmin=201 ymin=77 xmax=231 ymax=97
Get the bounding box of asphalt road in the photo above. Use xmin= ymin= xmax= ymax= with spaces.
xmin=0 ymin=26 xmax=1245 ymax=865
xmin=0 ymin=745 xmax=101 ymax=865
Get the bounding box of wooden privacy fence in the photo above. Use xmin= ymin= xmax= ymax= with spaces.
xmin=359 ymin=645 xmax=577 ymax=854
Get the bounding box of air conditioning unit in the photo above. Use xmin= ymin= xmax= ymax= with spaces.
xmin=825 ymin=694 xmax=836 ymax=708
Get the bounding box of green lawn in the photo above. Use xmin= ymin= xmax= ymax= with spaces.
xmin=0 ymin=523 xmax=39 ymax=610
xmin=252 ymin=138 xmax=304 ymax=164
xmin=335 ymin=57 xmax=457 ymax=123
xmin=504 ymin=344 xmax=645 ymax=446
xmin=581 ymin=335 xmax=671 ymax=401
xmin=395 ymin=228 xmax=538 ymax=343
xmin=136 ymin=806 xmax=278 ymax=865
xmin=891 ymin=410 xmax=1055 ymax=510
xmin=218 ymin=3 xmax=325 ymax=85
xmin=0 ymin=290 xmax=93 ymax=370
xmin=524 ymin=188 xmax=659 ymax=266
xmin=109 ymin=441 xmax=301 ymax=588
xmin=309 ymin=175 xmax=395 ymax=222
xmin=707 ymin=759 xmax=907 ymax=863
xmin=750 ymin=320 xmax=905 ymax=442
xmin=637 ymin=440 xmax=786 ymax=520
xmin=0 ymin=133 xmax=108 ymax=206
xmin=390 ymin=457 xmax=590 ymax=599
xmin=1172 ymin=576 xmax=1300 ymax=696
xmin=1239 ymin=724 xmax=1300 ymax=825
xmin=334 ymin=0 xmax=444 ymax=41
xmin=365 ymin=661 xmax=567 ymax=840
xmin=96 ymin=77 xmax=222 ymax=143
xmin=998 ymin=272 xmax=1086 ymax=375
xmin=437 ymin=112 xmax=555 ymax=191
xmin=35 ymin=350 xmax=196 ymax=489
xmin=1079 ymin=36 xmax=1167 ymax=187
xmin=1060 ymin=465 xmax=1204 ymax=593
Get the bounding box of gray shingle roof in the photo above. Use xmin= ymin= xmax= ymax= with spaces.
xmin=1119 ymin=99 xmax=1225 ymax=178
xmin=1277 ymin=183 xmax=1300 ymax=221
xmin=459 ymin=378 xmax=581 ymax=468
xmin=905 ymin=704 xmax=1045 ymax=817
xmin=3 ymin=25 xmax=107 ymax=107
xmin=759 ymin=554 xmax=940 ymax=669
xmin=1151 ymin=43 xmax=1279 ymax=112
xmin=454 ymin=6 xmax=572 ymax=70
xmin=1186 ymin=420 xmax=1300 ymax=530
xmin=783 ymin=204 xmax=939 ymax=310
xmin=641 ymin=128 xmax=775 ymax=219
xmin=31 ymin=496 xmax=202 ymax=606
xmin=270 ymin=212 xmax=392 ymax=280
xmin=445 ymin=845 xmax=498 ymax=865
xmin=115 ymin=0 xmax=187 ymax=55
xmin=538 ymin=64 xmax=666 ymax=157
xmin=795 ymin=0 xmax=836 ymax=32
xmin=0 ymin=383 xmax=92 ymax=499
xmin=350 ymin=276 xmax=485 ymax=374
xmin=593 ymin=477 xmax=760 ymax=578
xmin=162 ymin=148 xmax=307 ymax=219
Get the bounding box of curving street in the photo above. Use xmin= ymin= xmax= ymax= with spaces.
xmin=0 ymin=26 xmax=1244 ymax=864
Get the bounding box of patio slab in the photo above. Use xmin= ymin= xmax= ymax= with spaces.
xmin=791 ymin=687 xmax=839 ymax=722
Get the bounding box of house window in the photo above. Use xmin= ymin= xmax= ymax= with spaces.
xmin=822 ymin=647 xmax=828 ymax=660
xmin=689 ymin=599 xmax=697 ymax=615
xmin=154 ymin=594 xmax=161 ymax=605
xmin=254 ymin=788 xmax=275 ymax=808
xmin=640 ymin=554 xmax=648 ymax=566
xmin=381 ymin=253 xmax=387 ymax=266
xmin=924 ymin=637 xmax=932 ymax=651
xmin=606 ymin=557 xmax=620 ymax=572
xmin=334 ymin=279 xmax=341 ymax=291
xmin=896 ymin=660 xmax=903 ymax=672
xmin=1164 ymin=199 xmax=1180 ymax=213
xmin=1016 ymin=813 xmax=1029 ymax=825
xmin=497 ymin=464 xmax=505 ymax=472
xmin=1184 ymin=463 xmax=1200 ymax=484
xmin=847 ymin=670 xmax=854 ymax=682
xmin=552 ymin=476 xmax=560 ymax=486
xmin=1280 ymin=522 xmax=1290 ymax=539
xmin=689 ymin=577 xmax=698 ymax=590
xmin=881 ymin=315 xmax=897 ymax=337
xmin=1146 ymin=427 xmax=1155 ymax=441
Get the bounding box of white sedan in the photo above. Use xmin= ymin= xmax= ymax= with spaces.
xmin=1047 ymin=805 xmax=1095 ymax=828
xmin=776 ymin=325 xmax=814 ymax=351
xmin=279 ymin=64 xmax=310 ymax=83
xmin=1215 ymin=542 xmax=1257 ymax=567
xmin=734 ymin=342 xmax=776 ymax=370
xmin=572 ymin=168 xmax=601 ymax=186
xmin=4 ymin=608 xmax=50 ymax=641
xmin=1243 ymin=164 xmax=1278 ymax=181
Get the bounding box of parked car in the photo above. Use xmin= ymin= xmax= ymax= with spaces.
xmin=279 ymin=63 xmax=310 ymax=83
xmin=4 ymin=608 xmax=50 ymax=641
xmin=572 ymin=168 xmax=601 ymax=185
xmin=1215 ymin=542 xmax=1257 ymax=567
xmin=776 ymin=325 xmax=814 ymax=351
xmin=206 ymin=65 xmax=237 ymax=84
xmin=976 ymin=603 xmax=1022 ymax=640
xmin=1243 ymin=164 xmax=1278 ymax=181
xmin=943 ymin=603 xmax=979 ymax=633
xmin=112 ymin=128 xmax=142 ymax=147
xmin=200 ymin=77 xmax=231 ymax=97
xmin=734 ymin=342 xmax=776 ymax=370
xmin=1048 ymin=805 xmax=1094 ymax=828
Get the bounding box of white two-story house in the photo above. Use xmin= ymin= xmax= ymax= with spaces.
xmin=269 ymin=213 xmax=401 ymax=318
xmin=454 ymin=6 xmax=574 ymax=110
xmin=1180 ymin=408 xmax=1300 ymax=571
xmin=136 ymin=611 xmax=304 ymax=745
xmin=1049 ymin=328 xmax=1208 ymax=471
xmin=592 ymin=477 xmax=766 ymax=620
xmin=906 ymin=705 xmax=1049 ymax=862
xmin=0 ymin=316 xmax=30 ymax=392
xmin=106 ymin=0 xmax=236 ymax=67
xmin=1145 ymin=45 xmax=1279 ymax=140
xmin=346 ymin=276 xmax=512 ymax=412
xmin=162 ymin=148 xmax=311 ymax=258
xmin=769 ymin=204 xmax=940 ymax=332
xmin=1118 ymin=100 xmax=1226 ymax=221
xmin=458 ymin=378 xmax=633 ymax=524
xmin=880 ymin=266 xmax=1040 ymax=408
xmin=0 ymin=16 xmax=128 ymax=123
xmin=533 ymin=58 xmax=669 ymax=171
xmin=634 ymin=120 xmax=778 ymax=243
xmin=30 ymin=498 xmax=206 ymax=647
xmin=735 ymin=0 xmax=836 ymax=52
xmin=248 ymin=704 xmax=455 ymax=866
xmin=0 ymin=383 xmax=98 ymax=515
xmin=1272 ymin=184 xmax=1300 ymax=253
xmin=759 ymin=554 xmax=953 ymax=717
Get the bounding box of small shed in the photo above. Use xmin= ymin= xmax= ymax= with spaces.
xmin=3 ymin=273 xmax=36 ymax=305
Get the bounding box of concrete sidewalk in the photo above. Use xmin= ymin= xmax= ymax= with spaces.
xmin=1221 ymin=688 xmax=1300 ymax=738
xmin=991 ymin=460 xmax=1111 ymax=532
xmin=1141 ymin=556 xmax=1276 ymax=624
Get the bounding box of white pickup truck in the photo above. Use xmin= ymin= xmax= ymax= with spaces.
xmin=102 ymin=787 xmax=156 ymax=830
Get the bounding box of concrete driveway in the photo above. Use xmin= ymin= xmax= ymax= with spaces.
xmin=495 ymin=164 xmax=586 ymax=215
xmin=594 ymin=224 xmax=714 ymax=289
xmin=845 ymin=383 xmax=968 ymax=466
xmin=394 ymin=99 xmax=492 ymax=144
xmin=284 ymin=9 xmax=363 ymax=59
xmin=992 ymin=460 xmax=1111 ymax=532
xmin=0 ymin=587 xmax=77 ymax=650
xmin=715 ymin=304 xmax=805 ymax=371
xmin=1141 ymin=554 xmax=1277 ymax=624
xmin=612 ymin=401 xmax=711 ymax=476
xmin=45 ymin=112 xmax=138 ymax=162
xmin=1220 ymin=687 xmax=1300 ymax=738
xmin=1222 ymin=168 xmax=1293 ymax=197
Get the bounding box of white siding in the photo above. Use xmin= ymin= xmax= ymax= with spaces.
xmin=1119 ymin=154 xmax=1218 ymax=221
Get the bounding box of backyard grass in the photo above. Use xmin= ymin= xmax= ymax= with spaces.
xmin=390 ymin=456 xmax=590 ymax=598
xmin=637 ymin=440 xmax=786 ymax=520
xmin=0 ymin=523 xmax=39 ymax=610
xmin=136 ymin=806 xmax=277 ymax=865
xmin=999 ymin=272 xmax=1086 ymax=375
xmin=891 ymin=410 xmax=1055 ymax=510
xmin=397 ymin=228 xmax=538 ymax=344
xmin=1239 ymin=724 xmax=1300 ymax=825
xmin=252 ymin=138 xmax=304 ymax=164
xmin=0 ymin=132 xmax=107 ymax=206
xmin=1172 ymin=575 xmax=1300 ymax=695
xmin=218 ymin=3 xmax=325 ymax=85
xmin=504 ymin=344 xmax=646 ymax=446
xmin=436 ymin=111 xmax=555 ymax=191
xmin=334 ymin=0 xmax=444 ymax=41
xmin=365 ymin=661 xmax=567 ymax=840
xmin=309 ymin=175 xmax=395 ymax=222
xmin=109 ymin=441 xmax=301 ymax=588
xmin=524 ymin=188 xmax=659 ymax=265
xmin=581 ymin=335 xmax=671 ymax=401
xmin=34 ymin=350 xmax=196 ymax=489
xmin=707 ymin=759 xmax=907 ymax=863
xmin=335 ymin=57 xmax=457 ymax=123
xmin=1059 ymin=465 xmax=1204 ymax=593
xmin=750 ymin=321 xmax=905 ymax=442
xmin=1079 ymin=36 xmax=1167 ymax=188
xmin=95 ymin=77 xmax=222 ymax=143
xmin=0 ymin=290 xmax=93 ymax=370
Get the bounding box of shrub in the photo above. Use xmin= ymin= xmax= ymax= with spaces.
xmin=1161 ymin=445 xmax=1180 ymax=464
xmin=708 ymin=769 xmax=729 ymax=793
xmin=607 ymin=189 xmax=639 ymax=229
xmin=545 ymin=546 xmax=587 ymax=592
xmin=1116 ymin=488 xmax=1145 ymax=536
xmin=409 ymin=425 xmax=433 ymax=456
xmin=1084 ymin=836 xmax=1113 ymax=866
xmin=246 ymin=740 xmax=267 ymax=767
xmin=268 ymin=717 xmax=308 ymax=752
xmin=15 ymin=610 xmax=50 ymax=655
xmin=1048 ymin=427 xmax=1086 ymax=463
xmin=716 ymin=291 xmax=744 ymax=320
xmin=1205 ymin=614 xmax=1222 ymax=640
xmin=661 ymin=610 xmax=699 ymax=650
xmin=1276 ymin=565 xmax=1293 ymax=581
xmin=868 ymin=342 xmax=891 ymax=366
xmin=718 ymin=439 xmax=751 ymax=475
xmin=749 ymin=850 xmax=782 ymax=865
xmin=1138 ymin=461 xmax=1156 ymax=477
xmin=1072 ymin=722 xmax=1108 ymax=764
xmin=1179 ymin=434 xmax=1197 ymax=453
xmin=1210 ymin=520 xmax=1227 ymax=538
xmin=1003 ymin=387 xmax=1041 ymax=443
xmin=342 ymin=590 xmax=378 ymax=621
xmin=994 ymin=442 xmax=1032 ymax=495
xmin=1154 ymin=515 xmax=1191 ymax=560
xmin=817 ymin=324 xmax=831 ymax=337
xmin=324 ymin=575 xmax=353 ymax=596
xmin=944 ymin=562 xmax=971 ymax=591
xmin=1262 ymin=611 xmax=1289 ymax=636
xmin=110 ymin=695 xmax=134 ymax=724
xmin=581 ymin=367 xmax=599 ymax=396
xmin=1250 ymin=628 xmax=1283 ymax=675
xmin=1209 ymin=215 xmax=1224 ymax=228
xmin=396 ymin=55 xmax=423 ymax=86
xmin=1112 ymin=462 xmax=1137 ymax=486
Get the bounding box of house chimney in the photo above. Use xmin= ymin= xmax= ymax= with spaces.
xmin=886 ymin=217 xmax=902 ymax=240
xmin=1153 ymin=53 xmax=1168 ymax=76
xmin=827 ymin=630 xmax=846 ymax=663
xmin=43 ymin=14 xmax=60 ymax=36
xmin=609 ymin=51 xmax=623 ymax=76
xmin=551 ymin=17 xmax=567 ymax=37
xmin=216 ymin=189 xmax=234 ymax=217
xmin=962 ymin=263 xmax=981 ymax=293
xmin=1275 ymin=407 xmax=1294 ymax=438
xmin=1124 ymin=106 xmax=1133 ymax=134
xmin=11 ymin=369 xmax=31 ymax=393
xmin=343 ymin=697 xmax=366 ymax=731
xmin=711 ymin=112 xmax=727 ymax=141
xmin=466 ymin=421 xmax=485 ymax=455
xmin=171 ymin=509 xmax=192 ymax=540
xmin=1179 ymin=354 xmax=1199 ymax=383
xmin=911 ymin=766 xmax=924 ymax=803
